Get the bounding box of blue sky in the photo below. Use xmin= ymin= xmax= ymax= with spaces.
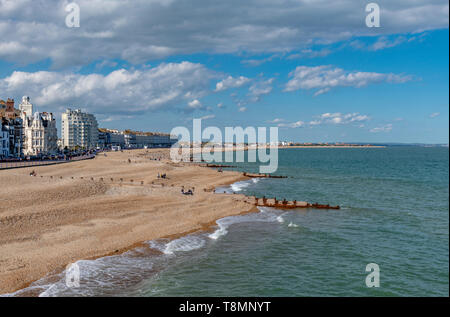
xmin=0 ymin=0 xmax=448 ymax=143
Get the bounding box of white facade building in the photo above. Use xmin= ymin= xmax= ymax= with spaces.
xmin=22 ymin=111 xmax=58 ymax=156
xmin=19 ymin=96 xmax=33 ymax=119
xmin=0 ymin=126 xmax=10 ymax=158
xmin=61 ymin=109 xmax=98 ymax=149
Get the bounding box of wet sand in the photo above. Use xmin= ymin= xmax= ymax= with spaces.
xmin=0 ymin=149 xmax=255 ymax=294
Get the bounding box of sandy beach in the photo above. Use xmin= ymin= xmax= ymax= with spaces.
xmin=0 ymin=149 xmax=255 ymax=294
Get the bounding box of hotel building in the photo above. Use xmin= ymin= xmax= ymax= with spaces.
xmin=22 ymin=112 xmax=58 ymax=156
xmin=98 ymin=128 xmax=177 ymax=149
xmin=61 ymin=109 xmax=99 ymax=150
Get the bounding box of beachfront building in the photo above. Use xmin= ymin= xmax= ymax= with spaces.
xmin=19 ymin=96 xmax=33 ymax=119
xmin=0 ymin=98 xmax=24 ymax=158
xmin=61 ymin=109 xmax=99 ymax=150
xmin=98 ymin=128 xmax=177 ymax=149
xmin=0 ymin=125 xmax=10 ymax=159
xmin=123 ymin=131 xmax=177 ymax=148
xmin=22 ymin=112 xmax=58 ymax=156
xmin=98 ymin=128 xmax=125 ymax=148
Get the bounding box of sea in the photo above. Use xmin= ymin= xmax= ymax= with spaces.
xmin=7 ymin=147 xmax=449 ymax=297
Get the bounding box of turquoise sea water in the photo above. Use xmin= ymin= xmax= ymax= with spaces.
xmin=10 ymin=147 xmax=449 ymax=297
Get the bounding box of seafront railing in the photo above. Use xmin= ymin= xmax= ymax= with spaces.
xmin=0 ymin=154 xmax=96 ymax=170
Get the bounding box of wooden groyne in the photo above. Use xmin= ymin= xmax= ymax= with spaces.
xmin=243 ymin=172 xmax=288 ymax=179
xmin=252 ymin=197 xmax=340 ymax=210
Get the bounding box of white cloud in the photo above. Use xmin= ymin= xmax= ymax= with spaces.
xmin=370 ymin=124 xmax=393 ymax=133
xmin=215 ymin=76 xmax=250 ymax=92
xmin=429 ymin=112 xmax=440 ymax=118
xmin=199 ymin=114 xmax=215 ymax=120
xmin=95 ymin=60 xmax=119 ymax=70
xmin=369 ymin=36 xmax=407 ymax=51
xmin=0 ymin=0 xmax=447 ymax=67
xmin=284 ymin=65 xmax=412 ymax=95
xmin=248 ymin=78 xmax=274 ymax=102
xmin=310 ymin=112 xmax=370 ymax=125
xmin=268 ymin=118 xmax=284 ymax=123
xmin=227 ymin=77 xmax=275 ymax=109
xmin=241 ymin=54 xmax=281 ymax=67
xmin=0 ymin=62 xmax=215 ymax=115
xmin=188 ymin=99 xmax=203 ymax=109
xmin=275 ymin=112 xmax=369 ymax=129
xmin=278 ymin=120 xmax=305 ymax=128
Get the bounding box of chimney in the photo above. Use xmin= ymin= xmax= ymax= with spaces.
xmin=5 ymin=98 xmax=15 ymax=119
xmin=6 ymin=98 xmax=14 ymax=112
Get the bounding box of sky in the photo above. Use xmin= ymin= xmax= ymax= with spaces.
xmin=0 ymin=0 xmax=448 ymax=144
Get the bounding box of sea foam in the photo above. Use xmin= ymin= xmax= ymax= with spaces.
xmin=163 ymin=236 xmax=206 ymax=255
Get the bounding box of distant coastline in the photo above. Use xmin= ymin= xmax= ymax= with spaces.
xmin=278 ymin=145 xmax=385 ymax=149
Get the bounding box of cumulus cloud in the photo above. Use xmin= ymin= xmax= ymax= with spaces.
xmin=0 ymin=62 xmax=216 ymax=115
xmin=227 ymin=77 xmax=275 ymax=109
xmin=370 ymin=124 xmax=393 ymax=133
xmin=248 ymin=78 xmax=274 ymax=102
xmin=0 ymin=0 xmax=447 ymax=67
xmin=284 ymin=65 xmax=412 ymax=95
xmin=187 ymin=99 xmax=203 ymax=109
xmin=313 ymin=112 xmax=370 ymax=125
xmin=279 ymin=112 xmax=369 ymax=129
xmin=214 ymin=76 xmax=250 ymax=92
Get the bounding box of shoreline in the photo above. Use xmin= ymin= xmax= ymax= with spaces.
xmin=0 ymin=149 xmax=256 ymax=294
xmin=11 ymin=203 xmax=261 ymax=297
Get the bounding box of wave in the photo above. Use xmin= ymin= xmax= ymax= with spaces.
xmin=230 ymin=180 xmax=252 ymax=192
xmin=7 ymin=248 xmax=160 ymax=297
xmin=227 ymin=177 xmax=261 ymax=193
xmin=6 ymin=206 xmax=287 ymax=297
xmin=162 ymin=236 xmax=206 ymax=255
xmin=208 ymin=207 xmax=284 ymax=240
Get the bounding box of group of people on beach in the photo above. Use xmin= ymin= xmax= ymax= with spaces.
xmin=181 ymin=186 xmax=195 ymax=196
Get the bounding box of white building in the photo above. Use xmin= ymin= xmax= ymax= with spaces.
xmin=22 ymin=111 xmax=58 ymax=156
xmin=61 ymin=109 xmax=98 ymax=150
xmin=0 ymin=126 xmax=10 ymax=158
xmin=19 ymin=96 xmax=33 ymax=119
